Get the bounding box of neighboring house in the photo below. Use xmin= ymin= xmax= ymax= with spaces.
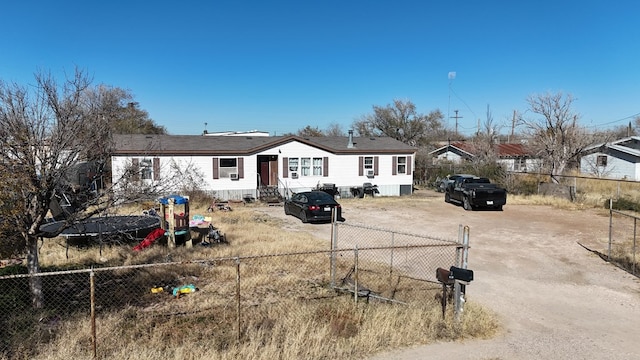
xmin=580 ymin=136 xmax=640 ymax=180
xmin=429 ymin=141 xmax=540 ymax=172
xmin=203 ymin=130 xmax=270 ymax=137
xmin=111 ymin=133 xmax=416 ymax=201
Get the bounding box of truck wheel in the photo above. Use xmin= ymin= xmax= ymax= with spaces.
xmin=444 ymin=192 xmax=450 ymax=203
xmin=463 ymin=196 xmax=472 ymax=211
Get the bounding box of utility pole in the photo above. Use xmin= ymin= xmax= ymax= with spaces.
xmin=450 ymin=110 xmax=462 ymax=137
xmin=511 ymin=110 xmax=517 ymax=139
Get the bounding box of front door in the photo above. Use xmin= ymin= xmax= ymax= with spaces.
xmin=257 ymin=155 xmax=278 ymax=187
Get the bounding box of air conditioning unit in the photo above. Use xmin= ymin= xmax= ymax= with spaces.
xmin=366 ymin=169 xmax=375 ymax=177
xmin=291 ymin=172 xmax=298 ymax=179
xmin=229 ymin=173 xmax=239 ymax=180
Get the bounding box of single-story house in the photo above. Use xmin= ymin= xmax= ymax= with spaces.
xmin=429 ymin=141 xmax=540 ymax=172
xmin=580 ymin=136 xmax=640 ymax=180
xmin=111 ymin=133 xmax=416 ymax=201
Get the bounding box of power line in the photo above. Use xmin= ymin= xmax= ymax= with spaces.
xmin=449 ymin=86 xmax=478 ymax=120
xmin=584 ymin=112 xmax=640 ymax=129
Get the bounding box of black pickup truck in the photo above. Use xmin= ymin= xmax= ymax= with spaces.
xmin=444 ymin=175 xmax=507 ymax=211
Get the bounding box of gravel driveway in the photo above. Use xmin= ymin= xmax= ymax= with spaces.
xmin=261 ymin=190 xmax=640 ymax=360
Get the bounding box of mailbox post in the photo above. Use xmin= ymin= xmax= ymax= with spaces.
xmin=436 ymin=266 xmax=473 ymax=319
xmin=450 ymin=266 xmax=473 ymax=320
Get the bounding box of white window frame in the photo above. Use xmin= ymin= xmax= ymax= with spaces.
xmin=288 ymin=157 xmax=322 ymax=177
xmin=513 ymin=158 xmax=527 ymax=171
xmin=596 ymin=155 xmax=607 ymax=167
xmin=301 ymin=158 xmax=311 ymax=177
xmin=397 ymin=156 xmax=407 ymax=174
xmin=219 ymin=158 xmax=238 ymax=178
xmin=140 ymin=158 xmax=153 ymax=181
xmin=312 ymin=157 xmax=323 ymax=176
xmin=289 ymin=158 xmax=299 ymax=172
xmin=363 ymin=156 xmax=374 ymax=172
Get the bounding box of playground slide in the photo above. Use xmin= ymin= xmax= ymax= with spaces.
xmin=133 ymin=228 xmax=166 ymax=251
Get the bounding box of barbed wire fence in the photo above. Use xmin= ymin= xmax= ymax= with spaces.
xmin=0 ymin=222 xmax=469 ymax=359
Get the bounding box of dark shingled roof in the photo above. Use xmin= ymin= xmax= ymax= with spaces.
xmin=112 ymin=134 xmax=416 ymax=156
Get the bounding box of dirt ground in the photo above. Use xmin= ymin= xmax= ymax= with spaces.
xmin=258 ymin=190 xmax=640 ymax=360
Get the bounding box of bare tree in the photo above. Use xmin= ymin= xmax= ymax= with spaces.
xmin=521 ymin=92 xmax=595 ymax=182
xmin=325 ymin=122 xmax=345 ymax=136
xmin=296 ymin=125 xmax=324 ymax=137
xmin=469 ymin=105 xmax=500 ymax=162
xmin=0 ymin=69 xmax=172 ymax=308
xmin=352 ymin=99 xmax=445 ymax=146
xmin=83 ymin=85 xmax=167 ymax=135
xmin=293 ymin=123 xmax=346 ymax=137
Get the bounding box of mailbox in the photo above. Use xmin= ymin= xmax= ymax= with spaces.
xmin=449 ymin=266 xmax=474 ymax=282
xmin=436 ymin=267 xmax=454 ymax=285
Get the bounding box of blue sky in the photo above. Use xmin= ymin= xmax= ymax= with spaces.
xmin=2 ymin=1 xmax=639 ymax=136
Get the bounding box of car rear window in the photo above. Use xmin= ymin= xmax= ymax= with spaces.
xmin=307 ymin=192 xmax=333 ymax=203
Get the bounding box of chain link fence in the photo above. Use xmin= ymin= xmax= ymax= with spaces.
xmin=608 ymin=209 xmax=640 ymax=276
xmin=0 ymin=223 xmax=468 ymax=359
xmin=331 ymin=222 xmax=463 ymax=282
xmin=330 ymin=222 xmax=469 ymax=314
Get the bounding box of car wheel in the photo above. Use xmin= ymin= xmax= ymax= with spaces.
xmin=284 ymin=205 xmax=290 ymax=215
xmin=444 ymin=192 xmax=450 ymax=203
xmin=300 ymin=210 xmax=308 ymax=223
xmin=463 ymin=196 xmax=472 ymax=211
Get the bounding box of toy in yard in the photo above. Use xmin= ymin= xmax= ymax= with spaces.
xmin=158 ymin=194 xmax=191 ymax=248
xmin=207 ymin=200 xmax=233 ymax=212
xmin=201 ymin=223 xmax=227 ymax=246
xmin=173 ymin=284 xmax=198 ymax=298
xmin=133 ymin=227 xmax=166 ymax=251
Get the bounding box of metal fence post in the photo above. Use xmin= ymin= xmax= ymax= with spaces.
xmin=454 ymin=226 xmax=470 ymax=321
xmin=235 ymin=257 xmax=241 ymax=343
xmin=609 ymin=199 xmax=613 ymax=261
xmin=90 ymin=268 xmax=96 ymax=359
xmin=354 ymin=246 xmax=359 ymax=305
xmin=389 ymin=232 xmax=395 ymax=280
xmin=634 ymin=218 xmax=638 ymax=276
xmin=456 ymin=224 xmax=463 ymax=266
xmin=330 ymin=209 xmax=338 ymax=287
xmin=461 ymin=226 xmax=470 ymax=269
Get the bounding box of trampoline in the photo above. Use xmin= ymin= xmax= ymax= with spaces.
xmin=40 ymin=215 xmax=162 ymax=256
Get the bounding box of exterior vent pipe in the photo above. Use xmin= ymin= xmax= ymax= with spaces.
xmin=347 ymin=130 xmax=354 ymax=148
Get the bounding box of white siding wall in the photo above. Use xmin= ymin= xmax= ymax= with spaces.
xmin=270 ymin=142 xmax=413 ymax=197
xmin=111 ymin=155 xmax=258 ymax=200
xmin=435 ymin=151 xmax=465 ymax=163
xmin=497 ymin=158 xmax=542 ymax=172
xmin=580 ymin=152 xmax=637 ymax=180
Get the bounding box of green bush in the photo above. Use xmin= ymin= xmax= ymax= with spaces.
xmin=505 ymin=173 xmax=544 ymax=195
xmin=610 ymin=197 xmax=640 ymax=212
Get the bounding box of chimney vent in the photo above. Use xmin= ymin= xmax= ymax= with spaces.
xmin=347 ymin=130 xmax=354 ymax=148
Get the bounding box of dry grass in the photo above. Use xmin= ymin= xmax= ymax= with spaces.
xmin=9 ymin=201 xmax=501 ymax=360
xmin=30 ymin=300 xmax=498 ymax=360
